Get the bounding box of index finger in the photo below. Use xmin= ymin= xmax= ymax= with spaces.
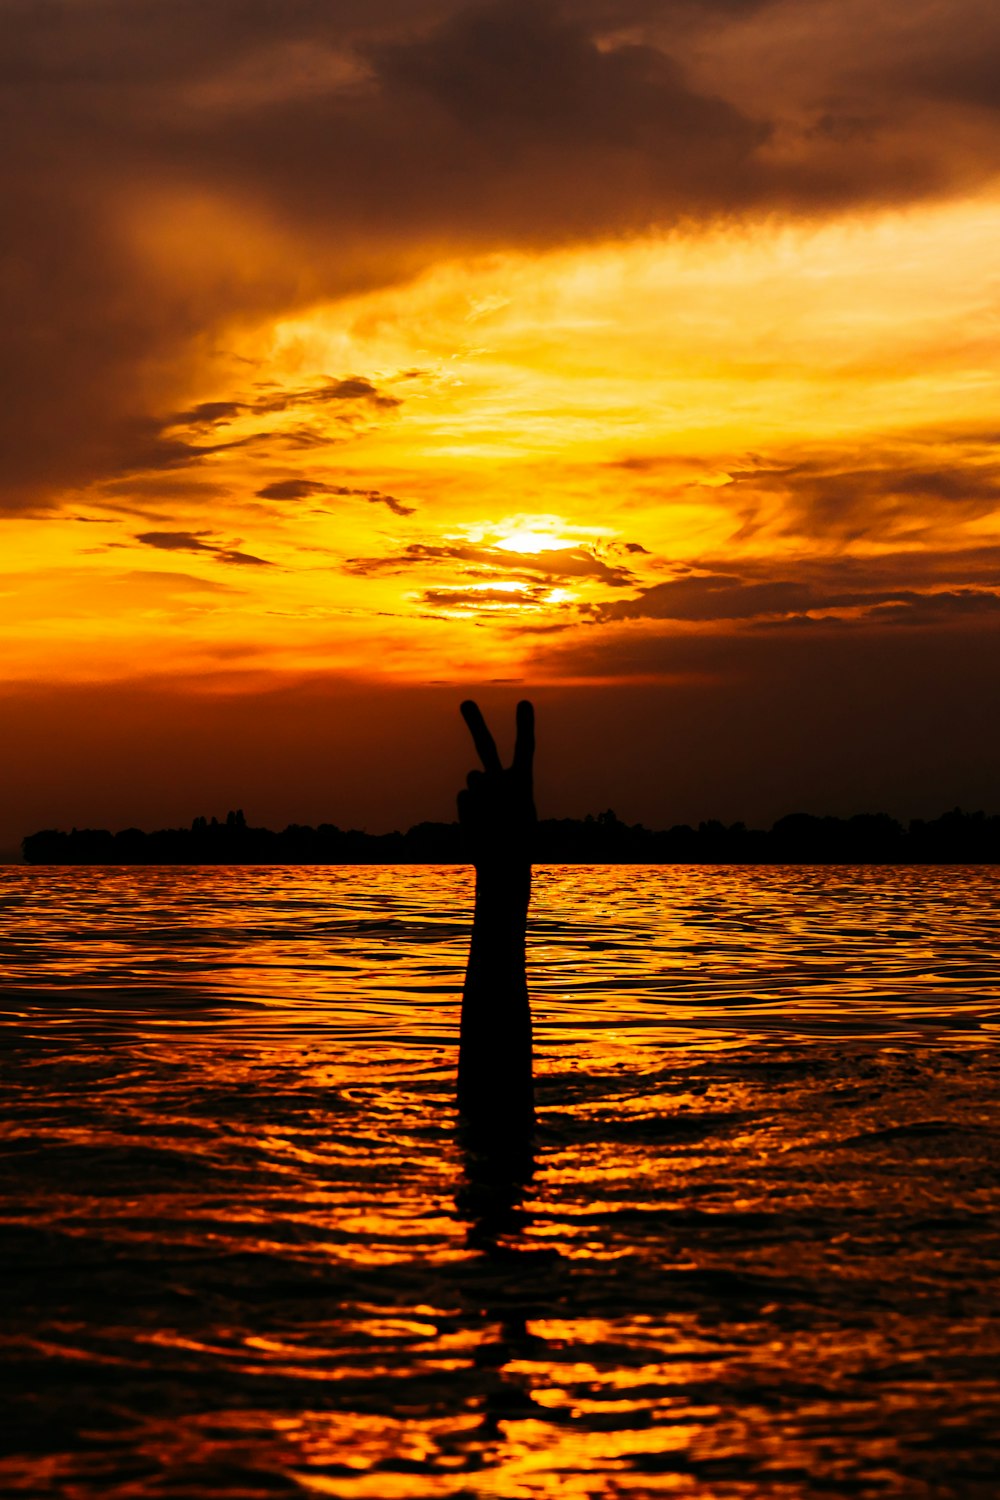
xmin=460 ymin=699 xmax=503 ymax=774
xmin=512 ymin=699 xmax=535 ymax=777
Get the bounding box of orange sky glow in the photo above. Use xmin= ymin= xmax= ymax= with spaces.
xmin=3 ymin=0 xmax=1000 ymax=847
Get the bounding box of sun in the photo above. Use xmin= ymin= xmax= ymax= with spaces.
xmin=460 ymin=513 xmax=603 ymax=555
xmin=494 ymin=526 xmax=572 ymax=554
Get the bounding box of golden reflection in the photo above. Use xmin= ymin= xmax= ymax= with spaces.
xmin=3 ymin=865 xmax=1000 ymax=1494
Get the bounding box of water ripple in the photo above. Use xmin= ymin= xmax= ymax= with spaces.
xmin=1 ymin=865 xmax=999 ymax=1497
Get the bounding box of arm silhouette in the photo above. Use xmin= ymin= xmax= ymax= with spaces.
xmin=456 ymin=699 xmax=536 ymax=1139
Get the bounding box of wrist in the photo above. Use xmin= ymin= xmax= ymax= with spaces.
xmin=474 ymin=857 xmax=531 ymax=890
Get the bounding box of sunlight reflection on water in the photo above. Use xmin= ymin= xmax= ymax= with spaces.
xmin=1 ymin=864 xmax=999 ymax=1498
xmin=4 ymin=863 xmax=1000 ymax=1038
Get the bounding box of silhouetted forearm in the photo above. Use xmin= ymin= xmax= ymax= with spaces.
xmin=458 ymin=863 xmax=534 ymax=1134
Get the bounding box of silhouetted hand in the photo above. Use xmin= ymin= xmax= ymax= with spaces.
xmin=456 ymin=699 xmax=536 ymax=1137
xmin=458 ymin=700 xmax=536 ymax=882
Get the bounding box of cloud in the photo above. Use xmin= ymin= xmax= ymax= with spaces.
xmin=136 ymin=530 xmax=217 ymax=553
xmin=240 ymin=377 xmax=401 ymax=417
xmin=595 ymin=573 xmax=815 ymax=621
xmin=8 ymin=0 xmax=1000 ymax=508
xmin=106 ymin=424 xmax=256 ymax=478
xmin=594 ymin=555 xmax=1000 ymax=627
xmin=419 ymin=585 xmax=551 ymax=607
xmin=256 ymin=480 xmax=328 ymax=501
xmin=350 ymin=489 xmax=416 ymax=517
xmin=174 ymin=401 xmax=245 ymax=425
xmin=374 ymin=2 xmax=763 ymax=165
xmin=712 ymin=544 xmax=1000 ymax=593
xmin=732 ymin=452 xmax=1000 ymax=539
xmin=607 ymin=435 xmax=1000 ymax=545
xmin=861 ymin=589 xmax=1000 ymax=625
xmin=256 ymin=477 xmax=415 ymax=514
xmin=86 ymin=376 xmax=404 ymax=487
xmin=215 ymin=548 xmax=273 ymax=566
xmin=348 ymin=540 xmax=635 ymax=584
xmin=135 ymin=530 xmax=273 ymax=566
xmin=164 ymin=377 xmax=400 ymax=437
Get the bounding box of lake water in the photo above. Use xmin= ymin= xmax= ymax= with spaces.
xmin=1 ymin=864 xmax=999 ymax=1499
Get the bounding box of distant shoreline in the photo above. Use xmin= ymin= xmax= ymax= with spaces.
xmin=20 ymin=807 xmax=1000 ymax=865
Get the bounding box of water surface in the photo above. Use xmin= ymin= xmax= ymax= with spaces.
xmin=1 ymin=865 xmax=999 ymax=1498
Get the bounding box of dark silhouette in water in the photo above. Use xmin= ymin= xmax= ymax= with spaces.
xmin=456 ymin=700 xmax=536 ymax=1147
xmin=449 ymin=706 xmax=565 ymax=1446
xmin=23 ymin=805 xmax=1000 ymax=865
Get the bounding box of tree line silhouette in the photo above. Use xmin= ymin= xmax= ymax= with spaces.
xmin=20 ymin=805 xmax=1000 ymax=864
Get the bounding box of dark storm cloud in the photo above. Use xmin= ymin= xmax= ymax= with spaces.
xmin=247 ymin=378 xmax=401 ymax=416
xmin=861 ymin=590 xmax=1000 ymax=624
xmin=874 ymin=4 xmax=1000 ymax=113
xmin=89 ymin=378 xmax=402 ymax=486
xmin=256 ymin=478 xmax=415 ymax=514
xmin=343 ymin=489 xmax=416 ymax=517
xmin=420 ymin=585 xmax=551 ymax=607
xmin=176 ymin=402 xmax=245 ymax=426
xmin=110 ymin=427 xmax=255 ymax=476
xmin=597 ymin=573 xmax=823 ymax=621
xmin=0 ymin=0 xmax=759 ymax=514
xmin=215 ymin=548 xmax=273 ymax=567
xmin=373 ymin=2 xmax=762 ymax=161
xmin=3 ymin=0 xmax=1000 ymax=510
xmin=170 ymin=379 xmax=399 ymax=430
xmin=725 ymin=446 xmax=1000 ymax=541
xmin=135 ymin=530 xmax=273 ymax=566
xmin=256 ymin=480 xmax=329 ymax=501
xmin=348 ymin=540 xmax=635 ymax=585
xmin=751 ymin=589 xmax=1000 ymax=630
xmin=603 ymin=436 xmax=1000 ymax=545
xmin=700 ymin=545 xmax=1000 ymax=593
xmin=594 ymin=549 xmax=1000 ymax=629
xmin=136 ymin=531 xmax=217 ymax=554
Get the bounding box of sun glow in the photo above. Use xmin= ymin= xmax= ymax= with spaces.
xmin=454 ymin=514 xmax=608 ymax=554
xmin=4 ymin=198 xmax=1000 ymax=690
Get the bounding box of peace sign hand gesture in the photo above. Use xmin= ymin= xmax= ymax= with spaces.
xmin=457 ymin=700 xmax=536 ymax=879
xmin=457 ymin=699 xmax=536 ymax=1135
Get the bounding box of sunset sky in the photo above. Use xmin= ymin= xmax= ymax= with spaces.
xmin=3 ymin=0 xmax=1000 ymax=852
